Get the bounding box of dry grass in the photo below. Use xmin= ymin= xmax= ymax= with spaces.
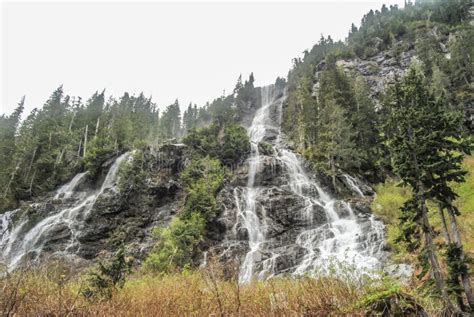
xmin=0 ymin=260 xmax=444 ymax=316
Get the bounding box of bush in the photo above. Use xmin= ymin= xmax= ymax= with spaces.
xmin=144 ymin=213 xmax=205 ymax=272
xmin=220 ymin=124 xmax=250 ymax=166
xmin=82 ymin=247 xmax=132 ymax=300
xmin=144 ymin=156 xmax=226 ymax=273
xmin=83 ymin=136 xmax=115 ymax=178
xmin=117 ymin=149 xmax=148 ymax=198
xmin=180 ymin=157 xmax=226 ymax=221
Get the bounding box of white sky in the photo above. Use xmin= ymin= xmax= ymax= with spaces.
xmin=1 ymin=0 xmax=405 ymax=116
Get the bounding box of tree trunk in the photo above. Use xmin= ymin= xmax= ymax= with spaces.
xmin=95 ymin=117 xmax=100 ymax=137
xmin=24 ymin=147 xmax=37 ymax=182
xmin=419 ymin=193 xmax=455 ymax=311
xmin=77 ymin=139 xmax=82 ymax=157
xmin=68 ymin=113 xmax=75 ymax=133
xmin=28 ymin=169 xmax=36 ymax=196
xmin=437 ymin=203 xmax=452 ymax=244
xmin=3 ymin=162 xmax=20 ymax=199
xmin=438 ymin=204 xmax=466 ymax=310
xmin=83 ymin=125 xmax=88 ymax=157
xmin=447 ymin=205 xmax=474 ymax=309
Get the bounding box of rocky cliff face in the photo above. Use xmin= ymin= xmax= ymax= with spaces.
xmin=1 ymin=41 xmax=427 ymax=277
xmin=0 ymin=145 xmax=186 ymax=269
xmin=210 ymin=86 xmax=387 ymax=282
xmin=0 ymin=85 xmax=393 ymax=281
xmin=314 ymin=46 xmax=416 ymax=108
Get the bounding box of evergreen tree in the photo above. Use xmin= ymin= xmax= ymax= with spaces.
xmin=307 ymin=99 xmax=357 ymax=189
xmin=160 ymin=100 xmax=182 ymax=139
xmin=383 ymin=64 xmax=458 ymax=311
xmin=353 ymin=76 xmax=380 ymax=174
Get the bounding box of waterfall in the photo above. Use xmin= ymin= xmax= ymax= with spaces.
xmin=236 ymin=86 xmax=385 ymax=282
xmin=54 ymin=171 xmax=89 ymax=200
xmin=0 ymin=152 xmax=130 ymax=270
xmin=342 ymin=174 xmax=365 ymax=197
xmin=0 ymin=209 xmax=20 ymax=250
xmin=237 ymin=86 xmax=275 ymax=283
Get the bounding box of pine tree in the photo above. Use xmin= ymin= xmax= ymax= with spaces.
xmin=160 ymin=100 xmax=182 ymax=139
xmin=420 ymin=93 xmax=473 ymax=310
xmin=233 ymin=74 xmax=243 ymax=94
xmin=383 ymin=64 xmax=458 ymax=311
xmin=308 ymin=99 xmax=357 ymax=189
xmin=353 ymin=76 xmax=380 ymax=173
xmin=0 ymin=97 xmax=25 ymax=205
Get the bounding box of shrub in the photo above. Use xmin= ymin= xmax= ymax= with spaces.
xmin=144 ymin=213 xmax=205 ymax=272
xmin=180 ymin=156 xmax=226 ymax=221
xmin=117 ymin=149 xmax=148 ymax=198
xmin=220 ymin=124 xmax=250 ymax=166
xmin=82 ymin=247 xmax=132 ymax=300
xmin=83 ymin=136 xmax=115 ymax=178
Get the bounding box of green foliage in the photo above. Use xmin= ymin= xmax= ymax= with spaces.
xmin=445 ymin=243 xmax=470 ymax=294
xmin=382 ymin=64 xmax=438 ymax=247
xmin=371 ymin=180 xmax=412 ymax=261
xmin=220 ymin=124 xmax=251 ymax=166
xmin=180 ymin=156 xmax=226 ymax=221
xmin=305 ymin=100 xmax=358 ymax=178
xmin=348 ymin=0 xmax=471 ymax=59
xmin=83 ymin=135 xmax=115 ymax=178
xmin=357 ymin=278 xmax=402 ymax=309
xmin=183 ymin=123 xmax=250 ymax=167
xmin=159 ymin=100 xmax=182 ymax=139
xmin=82 ymin=247 xmax=132 ymax=300
xmin=144 ymin=156 xmax=226 ymax=272
xmin=0 ymin=88 xmax=160 ymax=211
xmin=258 ymin=141 xmax=273 ymax=156
xmin=182 ymin=103 xmax=199 ymax=132
xmin=117 ymin=149 xmax=149 ymax=199
xmin=144 ymin=213 xmax=205 ymax=272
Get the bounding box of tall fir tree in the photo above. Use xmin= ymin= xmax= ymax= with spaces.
xmin=383 ymin=64 xmax=460 ymax=312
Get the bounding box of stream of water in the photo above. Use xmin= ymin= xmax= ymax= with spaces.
xmin=0 ymin=153 xmax=130 ymax=270
xmin=237 ymin=86 xmax=385 ymax=282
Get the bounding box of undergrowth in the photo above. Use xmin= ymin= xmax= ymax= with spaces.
xmin=0 ymin=261 xmax=444 ymax=316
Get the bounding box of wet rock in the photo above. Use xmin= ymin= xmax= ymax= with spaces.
xmin=272 ymin=244 xmax=308 ymax=273
xmin=383 ymin=263 xmax=413 ymax=284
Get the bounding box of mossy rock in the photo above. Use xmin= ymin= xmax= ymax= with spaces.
xmin=258 ymin=142 xmax=274 ymax=156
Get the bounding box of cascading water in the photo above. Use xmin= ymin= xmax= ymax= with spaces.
xmin=342 ymin=174 xmax=365 ymax=197
xmin=235 ymin=85 xmax=385 ymax=282
xmin=54 ymin=171 xmax=89 ymax=200
xmin=237 ymin=86 xmax=275 ymax=283
xmin=0 ymin=152 xmax=130 ymax=270
xmin=0 ymin=209 xmax=20 ymax=250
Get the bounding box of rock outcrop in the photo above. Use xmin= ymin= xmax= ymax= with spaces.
xmin=0 ymin=144 xmax=187 ymax=269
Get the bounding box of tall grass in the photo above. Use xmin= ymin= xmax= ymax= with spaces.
xmin=0 ymin=260 xmax=443 ymax=316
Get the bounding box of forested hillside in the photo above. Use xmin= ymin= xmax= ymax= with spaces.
xmin=1 ymin=0 xmax=474 ymax=315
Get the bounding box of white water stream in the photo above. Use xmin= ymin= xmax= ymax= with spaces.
xmin=0 ymin=153 xmax=130 ymax=269
xmin=237 ymin=86 xmax=385 ymax=282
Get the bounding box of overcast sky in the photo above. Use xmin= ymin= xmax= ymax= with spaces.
xmin=1 ymin=0 xmax=405 ymax=116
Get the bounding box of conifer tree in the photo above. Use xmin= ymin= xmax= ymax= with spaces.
xmin=383 ymin=64 xmax=459 ymax=311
